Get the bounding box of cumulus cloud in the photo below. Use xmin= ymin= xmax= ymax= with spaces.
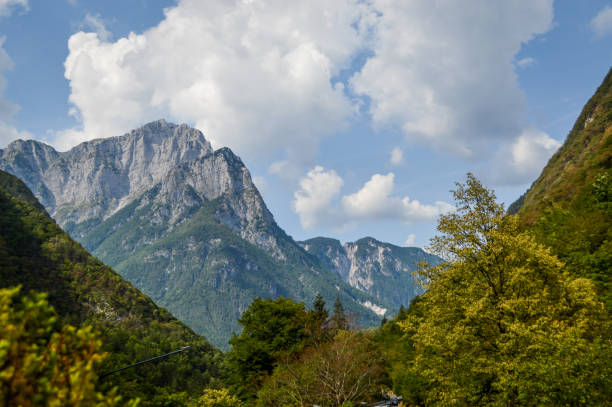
xmin=404 ymin=234 xmax=416 ymax=246
xmin=591 ymin=5 xmax=612 ymax=37
xmin=490 ymin=129 xmax=561 ymax=185
xmin=0 ymin=0 xmax=28 ymax=17
xmin=389 ymin=147 xmax=403 ymax=166
xmin=350 ymin=0 xmax=554 ymax=156
xmin=0 ymin=37 xmax=30 ymax=148
xmin=342 ymin=173 xmax=454 ymax=222
xmin=61 ymin=0 xmax=373 ymax=161
xmin=293 ymin=166 xmax=344 ymax=229
xmin=293 ymin=168 xmax=453 ymax=229
xmin=82 ymin=13 xmax=112 ymax=42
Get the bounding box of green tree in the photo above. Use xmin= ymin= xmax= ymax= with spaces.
xmin=223 ymin=297 xmax=308 ymax=401
xmin=401 ymin=174 xmax=611 ymax=405
xmin=306 ymin=293 xmax=329 ymax=343
xmin=0 ymin=286 xmax=129 ymax=406
xmin=329 ymin=296 xmax=348 ymax=331
xmin=189 ymin=388 xmax=242 ymax=407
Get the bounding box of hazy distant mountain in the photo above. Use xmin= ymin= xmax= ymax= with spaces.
xmin=0 ymin=120 xmax=388 ymax=347
xmin=298 ymin=236 xmax=439 ymax=310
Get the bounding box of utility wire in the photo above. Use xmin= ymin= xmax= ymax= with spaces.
xmin=99 ymin=346 xmax=191 ymax=379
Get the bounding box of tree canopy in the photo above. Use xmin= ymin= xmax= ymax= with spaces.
xmin=400 ymin=174 xmax=611 ymax=405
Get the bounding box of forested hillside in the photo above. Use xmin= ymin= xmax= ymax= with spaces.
xmin=510 ymin=67 xmax=611 ymax=309
xmin=0 ymin=169 xmax=221 ymax=406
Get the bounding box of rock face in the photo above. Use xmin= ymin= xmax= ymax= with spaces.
xmin=299 ymin=236 xmax=440 ymax=309
xmin=0 ymin=120 xmax=386 ymax=348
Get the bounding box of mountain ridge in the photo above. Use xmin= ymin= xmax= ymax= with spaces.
xmin=1 ymin=121 xmax=392 ymax=347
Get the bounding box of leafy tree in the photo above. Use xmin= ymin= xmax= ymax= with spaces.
xmin=401 ymin=174 xmax=611 ymax=405
xmin=257 ymin=331 xmax=388 ymax=407
xmin=0 ymin=286 xmax=130 ymax=406
xmin=223 ymin=297 xmax=309 ymax=401
xmin=189 ymin=388 xmax=242 ymax=407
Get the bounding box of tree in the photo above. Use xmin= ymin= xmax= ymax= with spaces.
xmin=189 ymin=388 xmax=242 ymax=407
xmin=401 ymin=174 xmax=611 ymax=405
xmin=257 ymin=331 xmax=388 ymax=407
xmin=306 ymin=293 xmax=330 ymax=343
xmin=223 ymin=297 xmax=309 ymax=401
xmin=329 ymin=296 xmax=348 ymax=331
xmin=0 ymin=286 xmax=128 ymax=407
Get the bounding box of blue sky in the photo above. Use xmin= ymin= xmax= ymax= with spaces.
xmin=0 ymin=0 xmax=610 ymax=248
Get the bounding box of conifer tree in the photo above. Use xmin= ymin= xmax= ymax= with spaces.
xmin=331 ymin=296 xmax=348 ymax=330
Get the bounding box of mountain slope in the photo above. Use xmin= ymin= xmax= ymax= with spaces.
xmin=0 ymin=121 xmax=385 ymax=348
xmin=509 ymin=67 xmax=611 ymax=309
xmin=299 ymin=237 xmax=440 ymax=310
xmin=509 ymin=67 xmax=611 ymax=219
xmin=0 ymin=169 xmax=220 ymax=405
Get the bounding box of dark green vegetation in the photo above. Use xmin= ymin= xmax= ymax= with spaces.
xmin=223 ymin=296 xmax=389 ymax=406
xmin=510 ymin=67 xmax=612 ymax=309
xmin=0 ymin=169 xmax=221 ymax=406
xmin=78 ymin=179 xmax=382 ymax=349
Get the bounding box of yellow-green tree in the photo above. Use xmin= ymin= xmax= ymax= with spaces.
xmin=189 ymin=388 xmax=242 ymax=407
xmin=0 ymin=286 xmax=125 ymax=406
xmin=402 ymin=174 xmax=611 ymax=405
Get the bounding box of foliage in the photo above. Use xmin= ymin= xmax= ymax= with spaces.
xmin=0 ymin=170 xmax=221 ymax=406
xmin=374 ymin=297 xmax=428 ymax=406
xmin=530 ymin=170 xmax=612 ymax=309
xmin=257 ymin=330 xmax=388 ymax=407
xmin=0 ymin=286 xmax=129 ymax=406
xmin=401 ymin=174 xmax=611 ymax=405
xmin=223 ymin=297 xmax=309 ymax=401
xmin=189 ymin=388 xmax=243 ymax=407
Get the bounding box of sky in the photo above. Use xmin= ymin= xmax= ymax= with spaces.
xmin=0 ymin=0 xmax=610 ymax=249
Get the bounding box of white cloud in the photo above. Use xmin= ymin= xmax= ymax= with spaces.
xmin=591 ymin=5 xmax=612 ymax=37
xmin=0 ymin=37 xmax=30 ymax=148
xmin=404 ymin=233 xmax=416 ymax=246
xmin=490 ymin=129 xmax=561 ymax=185
xmin=516 ymin=57 xmax=536 ymax=68
xmin=389 ymin=147 xmax=403 ymax=165
xmin=342 ymin=173 xmax=454 ymax=222
xmin=293 ymin=168 xmax=454 ymax=229
xmin=0 ymin=0 xmax=28 ymax=17
xmin=61 ymin=0 xmax=373 ymax=162
xmin=293 ymin=166 xmax=344 ymax=229
xmin=82 ymin=13 xmax=112 ymax=42
xmin=350 ymin=0 xmax=554 ymax=156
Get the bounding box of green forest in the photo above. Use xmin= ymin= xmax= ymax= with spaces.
xmin=2 ymin=170 xmax=610 ymax=406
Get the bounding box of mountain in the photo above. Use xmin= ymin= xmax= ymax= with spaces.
xmin=0 ymin=169 xmax=220 ymax=405
xmin=509 ymin=67 xmax=611 ymax=308
xmin=509 ymin=67 xmax=611 ymax=219
xmin=298 ymin=237 xmax=439 ymax=311
xmin=0 ymin=120 xmax=386 ymax=348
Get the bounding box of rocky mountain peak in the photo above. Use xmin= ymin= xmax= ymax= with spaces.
xmin=0 ymin=119 xmax=285 ymax=259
